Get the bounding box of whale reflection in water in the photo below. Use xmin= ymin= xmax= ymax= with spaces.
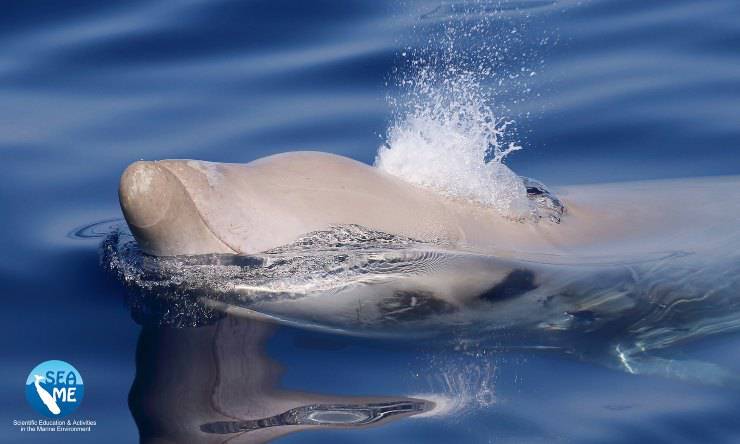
xmin=129 ymin=312 xmax=432 ymax=444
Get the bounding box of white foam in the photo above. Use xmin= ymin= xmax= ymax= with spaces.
xmin=375 ymin=13 xmax=533 ymax=219
xmin=375 ymin=6 xmax=534 ymax=219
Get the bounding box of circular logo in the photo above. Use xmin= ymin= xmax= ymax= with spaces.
xmin=25 ymin=360 xmax=84 ymax=417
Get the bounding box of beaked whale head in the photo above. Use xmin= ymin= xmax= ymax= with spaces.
xmin=119 ymin=161 xmax=235 ymax=256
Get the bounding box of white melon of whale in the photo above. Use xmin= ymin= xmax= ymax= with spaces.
xmin=118 ymin=151 xmax=740 ymax=257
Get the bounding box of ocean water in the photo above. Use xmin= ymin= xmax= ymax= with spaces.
xmin=2 ymin=1 xmax=740 ymax=443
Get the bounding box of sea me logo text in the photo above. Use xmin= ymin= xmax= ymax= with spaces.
xmin=25 ymin=360 xmax=84 ymax=417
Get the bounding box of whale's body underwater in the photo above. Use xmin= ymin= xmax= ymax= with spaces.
xmin=113 ymin=152 xmax=740 ymax=383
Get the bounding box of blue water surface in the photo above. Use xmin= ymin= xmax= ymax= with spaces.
xmin=1 ymin=1 xmax=739 ymax=443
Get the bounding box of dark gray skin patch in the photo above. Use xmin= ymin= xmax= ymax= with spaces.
xmin=379 ymin=290 xmax=457 ymax=322
xmin=479 ymin=269 xmax=538 ymax=302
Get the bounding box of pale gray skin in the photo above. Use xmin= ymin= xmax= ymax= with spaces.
xmin=118 ymin=151 xmax=740 ymax=258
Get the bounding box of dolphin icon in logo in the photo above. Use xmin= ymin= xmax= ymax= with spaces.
xmin=33 ymin=375 xmax=61 ymax=415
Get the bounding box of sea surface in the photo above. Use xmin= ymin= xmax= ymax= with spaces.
xmin=1 ymin=1 xmax=740 ymax=443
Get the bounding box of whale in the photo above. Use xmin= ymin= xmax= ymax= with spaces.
xmin=118 ymin=151 xmax=738 ymax=258
xmin=113 ymin=151 xmax=740 ymax=384
xmin=119 ymin=151 xmax=563 ymax=257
